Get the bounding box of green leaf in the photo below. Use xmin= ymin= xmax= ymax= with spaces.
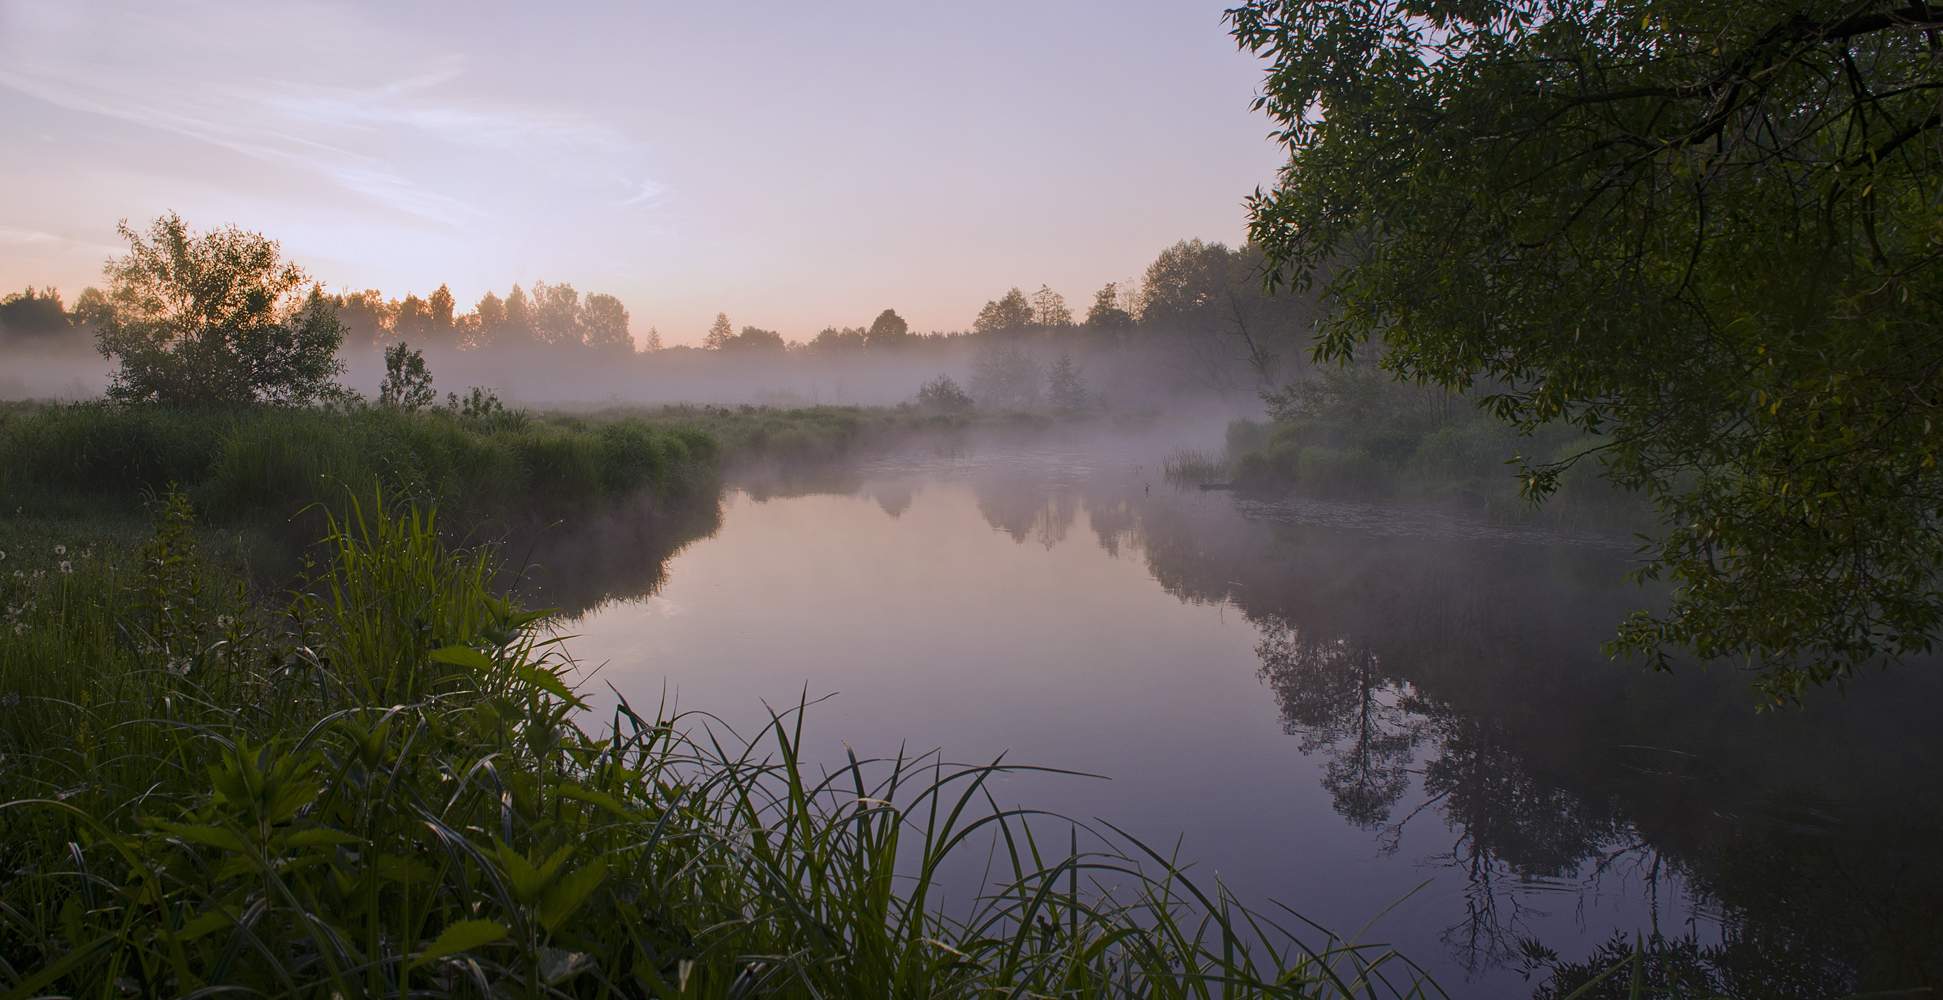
xmin=177 ymin=910 xmax=232 ymax=942
xmin=407 ymin=919 xmax=507 ymax=971
xmin=538 ymin=860 xmax=607 ymax=933
xmin=283 ymin=827 xmax=361 ymax=849
xmin=494 ymin=840 xmax=544 ymax=903
xmin=516 ymin=665 xmax=585 ymax=707
xmin=428 ymin=645 xmax=495 ymax=671
xmin=151 ymin=821 xmax=247 ymax=854
xmin=558 ymin=783 xmax=633 ymax=818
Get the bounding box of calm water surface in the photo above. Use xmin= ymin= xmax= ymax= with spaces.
xmin=529 ymin=426 xmax=1943 ymax=997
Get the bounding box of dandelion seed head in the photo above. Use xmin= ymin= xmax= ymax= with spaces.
xmin=58 ymin=561 xmax=72 ymax=576
xmin=53 ymin=545 xmax=65 ymax=557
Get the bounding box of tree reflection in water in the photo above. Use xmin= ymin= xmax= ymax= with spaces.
xmin=1254 ymin=620 xmax=1423 ymax=829
xmin=940 ymin=447 xmax=1941 ymax=993
xmin=542 ymin=438 xmax=1943 ymax=994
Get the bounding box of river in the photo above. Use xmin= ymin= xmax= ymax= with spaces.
xmin=525 ymin=422 xmax=1943 ymax=997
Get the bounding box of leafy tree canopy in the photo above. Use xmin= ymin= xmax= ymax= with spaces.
xmin=727 ymin=325 xmax=787 ymax=351
xmin=1031 ymin=285 xmax=1074 ymax=328
xmin=95 ymin=213 xmax=344 ymax=406
xmin=1085 ymin=283 xmax=1137 ymax=331
xmin=1228 ymin=0 xmax=1943 ymax=700
xmin=974 ymin=288 xmax=1035 ymax=335
xmin=703 ymin=312 xmax=735 ymax=350
xmin=866 ymin=308 xmax=911 ymax=347
xmin=378 ymin=341 xmax=436 ymax=411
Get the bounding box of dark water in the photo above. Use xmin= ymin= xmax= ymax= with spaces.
xmin=528 ymin=425 xmax=1943 ymax=997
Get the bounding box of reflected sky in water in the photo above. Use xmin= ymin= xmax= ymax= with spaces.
xmin=551 ymin=429 xmax=1943 ymax=997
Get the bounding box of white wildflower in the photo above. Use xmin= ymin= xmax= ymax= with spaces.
xmin=58 ymin=561 xmax=72 ymax=576
xmin=53 ymin=545 xmax=65 ymax=557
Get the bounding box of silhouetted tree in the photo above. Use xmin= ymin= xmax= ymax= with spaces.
xmin=727 ymin=325 xmax=786 ymax=351
xmin=379 ymin=342 xmax=435 ymax=411
xmin=0 ymin=287 xmax=69 ymax=340
xmin=1030 ymin=285 xmax=1072 ymax=328
xmin=704 ymin=312 xmax=735 ymax=350
xmin=811 ymin=326 xmax=867 ymax=351
xmin=532 ymin=281 xmax=584 ymax=347
xmin=427 ymin=283 xmax=455 ymax=330
xmin=348 ymin=291 xmax=394 ymax=349
xmin=394 ymin=293 xmax=432 ymax=344
xmin=1138 ymin=239 xmax=1232 ymax=330
xmin=1084 ymin=283 xmax=1135 ymax=332
xmin=471 ymin=290 xmax=505 ymax=348
xmin=973 ymin=288 xmax=1034 ymax=335
xmin=1046 ymin=354 xmax=1087 ymax=412
xmin=970 ymin=342 xmax=1040 ymax=409
xmin=914 ymin=374 xmax=974 ymax=414
xmin=865 ymin=308 xmax=910 ymax=347
xmin=500 ymin=284 xmax=535 ymax=346
xmin=583 ymin=292 xmax=631 ymax=352
xmin=95 ymin=213 xmax=343 ymax=406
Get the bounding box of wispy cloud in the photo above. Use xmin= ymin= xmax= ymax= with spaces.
xmin=0 ymin=225 xmax=122 ymax=257
xmin=617 ymin=179 xmax=668 ymax=208
xmin=0 ymin=1 xmax=661 ymax=227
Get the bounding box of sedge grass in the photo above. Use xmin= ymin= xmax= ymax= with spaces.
xmin=1163 ymin=449 xmax=1229 ymax=485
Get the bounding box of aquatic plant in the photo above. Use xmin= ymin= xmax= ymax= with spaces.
xmin=1163 ymin=448 xmax=1228 ymax=485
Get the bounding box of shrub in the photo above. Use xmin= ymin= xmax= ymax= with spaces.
xmin=914 ymin=374 xmax=975 ymax=414
xmin=379 ymin=342 xmax=436 ymax=411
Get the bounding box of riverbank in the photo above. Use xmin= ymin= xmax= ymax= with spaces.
xmin=0 ymin=479 xmax=1424 ymax=995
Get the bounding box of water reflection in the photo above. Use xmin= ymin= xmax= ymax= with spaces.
xmin=501 ymin=490 xmax=723 ymax=616
xmin=546 ymin=433 xmax=1943 ymax=994
xmin=1255 ymin=625 xmax=1422 ymax=829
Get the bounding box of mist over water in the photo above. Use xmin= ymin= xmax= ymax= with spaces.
xmin=519 ymin=421 xmax=1943 ymax=997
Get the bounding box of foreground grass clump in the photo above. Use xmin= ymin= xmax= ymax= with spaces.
xmin=0 ymin=495 xmax=1428 ymax=997
xmin=0 ymin=401 xmax=717 ymax=524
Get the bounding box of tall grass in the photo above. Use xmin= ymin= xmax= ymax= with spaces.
xmin=1163 ymin=449 xmax=1229 ymax=484
xmin=0 ymin=402 xmax=718 ymax=525
xmin=0 ymin=494 xmax=1441 ymax=997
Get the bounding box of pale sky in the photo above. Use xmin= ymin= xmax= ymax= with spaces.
xmin=0 ymin=1 xmax=1281 ymax=346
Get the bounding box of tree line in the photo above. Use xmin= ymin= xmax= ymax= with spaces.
xmin=1 ymin=224 xmax=1314 ymax=366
